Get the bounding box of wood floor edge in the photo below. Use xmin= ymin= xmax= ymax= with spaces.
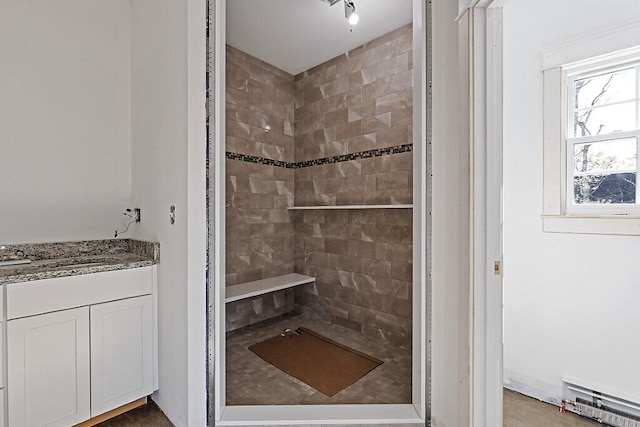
xmin=73 ymin=396 xmax=148 ymax=427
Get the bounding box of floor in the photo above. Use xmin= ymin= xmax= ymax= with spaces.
xmin=97 ymin=400 xmax=173 ymax=427
xmin=226 ymin=312 xmax=412 ymax=405
xmin=503 ymin=389 xmax=601 ymax=427
xmin=98 ymin=387 xmax=603 ymax=427
xmin=96 ymin=316 xmax=602 ymax=426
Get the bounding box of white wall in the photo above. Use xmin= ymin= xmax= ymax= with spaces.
xmin=0 ymin=0 xmax=207 ymax=424
xmin=503 ymin=0 xmax=640 ymax=404
xmin=131 ymin=0 xmax=207 ymax=426
xmin=0 ymin=0 xmax=132 ymax=244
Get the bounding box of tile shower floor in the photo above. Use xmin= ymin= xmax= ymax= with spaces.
xmin=226 ymin=313 xmax=412 ymax=405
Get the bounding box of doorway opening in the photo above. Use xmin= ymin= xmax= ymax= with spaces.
xmin=208 ymin=0 xmax=430 ymax=423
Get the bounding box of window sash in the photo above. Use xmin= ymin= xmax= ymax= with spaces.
xmin=567 ymin=63 xmax=640 ymax=137
xmin=564 ymin=58 xmax=640 ymax=214
xmin=566 ymin=134 xmax=640 ymax=214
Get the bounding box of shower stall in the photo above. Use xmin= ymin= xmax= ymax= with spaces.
xmin=207 ymin=0 xmax=431 ymax=424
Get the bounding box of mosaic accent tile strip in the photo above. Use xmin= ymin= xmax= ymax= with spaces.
xmin=226 ymin=143 xmax=413 ymax=169
xmin=225 ymin=151 xmax=295 ymax=168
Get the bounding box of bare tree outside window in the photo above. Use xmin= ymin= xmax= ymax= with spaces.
xmin=571 ymin=67 xmax=638 ymax=205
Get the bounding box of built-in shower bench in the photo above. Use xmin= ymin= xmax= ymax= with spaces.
xmin=225 ymin=273 xmax=315 ymax=303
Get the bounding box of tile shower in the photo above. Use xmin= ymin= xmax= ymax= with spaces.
xmin=225 ymin=24 xmax=413 ymax=345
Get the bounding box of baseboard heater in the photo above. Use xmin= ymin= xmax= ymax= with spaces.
xmin=563 ymin=379 xmax=640 ymax=427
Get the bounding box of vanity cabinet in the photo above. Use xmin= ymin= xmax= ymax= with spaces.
xmin=90 ymin=295 xmax=153 ymax=416
xmin=7 ymin=307 xmax=91 ymax=427
xmin=5 ymin=266 xmax=157 ymax=427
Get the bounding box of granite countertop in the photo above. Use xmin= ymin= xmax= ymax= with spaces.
xmin=0 ymin=239 xmax=159 ymax=285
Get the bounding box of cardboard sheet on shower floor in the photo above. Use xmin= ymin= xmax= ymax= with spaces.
xmin=248 ymin=326 xmax=383 ymax=397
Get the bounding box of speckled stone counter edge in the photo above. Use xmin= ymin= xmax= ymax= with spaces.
xmin=0 ymin=239 xmax=159 ymax=262
xmin=0 ymin=239 xmax=160 ymax=285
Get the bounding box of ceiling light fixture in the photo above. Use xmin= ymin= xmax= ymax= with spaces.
xmin=321 ymin=0 xmax=360 ymax=27
xmin=344 ymin=0 xmax=359 ymax=26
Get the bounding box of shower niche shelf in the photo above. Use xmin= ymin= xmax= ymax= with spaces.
xmin=287 ymin=204 xmax=413 ymax=210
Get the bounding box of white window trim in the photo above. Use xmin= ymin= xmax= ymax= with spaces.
xmin=542 ymin=22 xmax=640 ymax=235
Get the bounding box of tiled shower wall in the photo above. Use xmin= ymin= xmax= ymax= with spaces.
xmin=293 ymin=24 xmax=413 ymax=206
xmin=225 ymin=46 xmax=296 ymax=331
xmin=293 ymin=24 xmax=413 ymax=344
xmin=225 ymin=25 xmax=413 ymax=341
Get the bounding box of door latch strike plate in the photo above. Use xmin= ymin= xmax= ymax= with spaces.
xmin=494 ymin=261 xmax=501 ymax=275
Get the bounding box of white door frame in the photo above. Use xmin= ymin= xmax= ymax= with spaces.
xmin=207 ymin=0 xmax=505 ymax=425
xmin=208 ymin=0 xmax=429 ymax=425
xmin=458 ymin=1 xmax=505 ymax=426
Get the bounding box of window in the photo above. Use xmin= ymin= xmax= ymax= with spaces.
xmin=565 ymin=60 xmax=640 ymax=214
xmin=542 ymin=35 xmax=640 ymax=235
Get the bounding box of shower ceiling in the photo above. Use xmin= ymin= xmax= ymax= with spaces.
xmin=226 ymin=0 xmax=413 ymax=75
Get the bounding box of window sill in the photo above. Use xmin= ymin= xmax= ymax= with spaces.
xmin=542 ymin=215 xmax=640 ymax=235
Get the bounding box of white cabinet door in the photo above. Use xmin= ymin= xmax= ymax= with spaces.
xmin=0 ymin=322 xmax=4 ymax=389
xmin=90 ymin=295 xmax=153 ymax=417
xmin=7 ymin=307 xmax=90 ymax=427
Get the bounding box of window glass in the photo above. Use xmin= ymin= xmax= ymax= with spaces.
xmin=566 ymin=61 xmax=640 ymax=212
xmin=573 ymin=102 xmax=636 ymax=137
xmin=573 ymin=138 xmax=636 ymax=174
xmin=573 ymin=172 xmax=636 ymax=204
xmin=574 ymin=67 xmax=635 ymax=110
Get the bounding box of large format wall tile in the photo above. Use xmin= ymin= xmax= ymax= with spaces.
xmin=226 ymin=158 xmax=295 ymax=285
xmin=294 ymin=208 xmax=413 ymax=345
xmin=225 ymin=24 xmax=413 ymax=341
xmin=226 ymin=46 xmax=295 ymax=163
xmin=295 ymin=150 xmax=413 ymax=207
xmin=294 ymin=24 xmax=414 ymax=209
xmin=292 ymin=24 xmax=414 ymax=344
xmin=294 ymin=24 xmax=413 ymax=164
xmin=226 ymin=289 xmax=295 ymax=332
xmin=225 ymin=48 xmax=296 ymax=331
